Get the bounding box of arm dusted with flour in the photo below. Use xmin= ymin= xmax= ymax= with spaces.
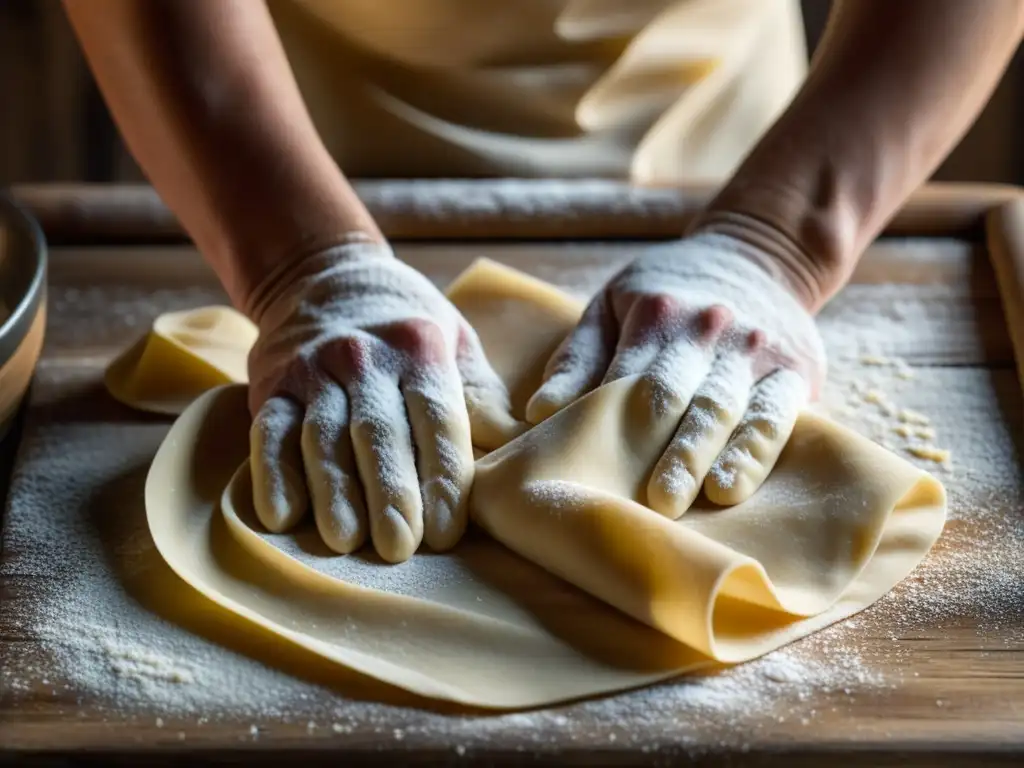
xmin=695 ymin=0 xmax=1024 ymax=312
xmin=65 ymin=0 xmax=521 ymax=563
xmin=532 ymin=0 xmax=1024 ymax=514
xmin=63 ymin=0 xmax=381 ymax=310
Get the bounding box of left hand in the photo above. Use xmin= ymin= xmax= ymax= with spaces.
xmin=526 ymin=233 xmax=827 ymax=515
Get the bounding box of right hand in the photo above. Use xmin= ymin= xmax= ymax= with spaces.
xmin=245 ymin=237 xmax=522 ymax=563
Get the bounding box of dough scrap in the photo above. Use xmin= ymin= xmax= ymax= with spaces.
xmin=136 ymin=259 xmax=946 ymax=708
xmin=107 ymin=306 xmax=257 ymax=414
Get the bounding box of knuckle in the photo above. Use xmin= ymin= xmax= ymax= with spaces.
xmin=745 ymin=329 xmax=768 ymax=353
xmin=350 ymin=410 xmax=390 ymax=439
xmin=634 ymin=293 xmax=681 ymax=329
xmin=260 ymin=353 xmax=321 ymax=404
xmin=326 ymin=335 xmax=373 ymax=381
xmin=287 ymin=353 xmax=320 ymax=392
xmin=390 ymin=318 xmax=448 ymax=364
xmin=635 ymin=371 xmax=687 ymax=417
xmin=303 ymin=408 xmax=342 ymax=450
xmin=696 ymin=304 xmax=733 ymax=344
xmin=688 ymin=394 xmax=733 ymax=431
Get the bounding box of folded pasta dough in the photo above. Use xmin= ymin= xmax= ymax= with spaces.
xmin=133 ymin=258 xmax=945 ymax=707
xmin=107 ymin=306 xmax=256 ymax=414
xmin=455 ymin=260 xmax=946 ymax=662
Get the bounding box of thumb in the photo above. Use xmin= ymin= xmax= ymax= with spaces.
xmin=525 ymin=294 xmax=614 ymax=424
xmin=455 ymin=324 xmax=527 ymax=451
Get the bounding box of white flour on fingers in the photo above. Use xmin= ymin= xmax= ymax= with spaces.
xmin=612 ymin=234 xmax=826 ymax=381
xmin=597 ymin=235 xmax=825 ymax=513
xmin=403 ymin=365 xmax=475 ymax=549
xmin=349 ymin=370 xmax=419 ymax=506
xmin=708 ymin=368 xmax=809 ymax=494
xmin=250 ymin=397 xmax=307 ymax=532
xmin=639 ymin=339 xmax=712 ymax=419
xmin=647 ymin=352 xmax=753 ymax=513
xmin=525 ymin=304 xmax=611 ymax=422
xmin=246 ymin=242 xmax=512 ymax=559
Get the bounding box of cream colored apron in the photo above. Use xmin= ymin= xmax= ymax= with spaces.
xmin=269 ymin=0 xmax=806 ymax=182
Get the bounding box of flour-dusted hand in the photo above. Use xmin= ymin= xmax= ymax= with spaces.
xmin=246 ymin=238 xmax=522 ymax=562
xmin=526 ymin=233 xmax=826 ymax=515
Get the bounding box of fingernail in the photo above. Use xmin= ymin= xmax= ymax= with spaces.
xmin=424 ymin=498 xmax=467 ymax=552
xmin=372 ymin=505 xmax=421 ymax=563
xmin=647 ymin=465 xmax=697 ymax=519
xmin=704 ymin=458 xmax=749 ymax=506
xmin=317 ymin=500 xmax=367 ymax=554
xmin=525 ymin=392 xmax=560 ymax=424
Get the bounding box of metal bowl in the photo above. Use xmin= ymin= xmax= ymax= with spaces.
xmin=0 ymin=194 xmax=47 ymax=441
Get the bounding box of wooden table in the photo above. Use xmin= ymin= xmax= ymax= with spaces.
xmin=1 ymin=182 xmax=1024 ymax=766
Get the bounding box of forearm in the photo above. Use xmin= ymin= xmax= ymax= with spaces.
xmin=63 ymin=0 xmax=381 ymax=312
xmin=693 ymin=0 xmax=1024 ymax=312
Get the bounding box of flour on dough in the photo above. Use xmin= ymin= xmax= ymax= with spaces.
xmin=134 ymin=259 xmax=946 ymax=708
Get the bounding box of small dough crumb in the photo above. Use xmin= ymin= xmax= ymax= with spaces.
xmin=907 ymin=444 xmax=951 ymax=464
xmin=893 ymin=425 xmax=913 ymax=439
xmin=860 ymin=355 xmax=890 ymax=366
xmin=898 ymin=409 xmax=930 ymax=426
xmin=863 ymin=389 xmax=887 ymax=405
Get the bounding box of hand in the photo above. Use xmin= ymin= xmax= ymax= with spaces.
xmin=526 ymin=233 xmax=826 ymax=515
xmin=246 ymin=238 xmax=521 ymax=563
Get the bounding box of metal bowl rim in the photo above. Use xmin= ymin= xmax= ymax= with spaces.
xmin=0 ymin=193 xmax=48 ymax=358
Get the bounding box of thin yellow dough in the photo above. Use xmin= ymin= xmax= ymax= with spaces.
xmin=107 ymin=306 xmax=257 ymax=414
xmin=133 ymin=259 xmax=946 ymax=709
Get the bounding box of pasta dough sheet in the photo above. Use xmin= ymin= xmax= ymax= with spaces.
xmin=125 ymin=259 xmax=946 ymax=709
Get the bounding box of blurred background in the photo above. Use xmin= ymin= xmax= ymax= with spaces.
xmin=3 ymin=0 xmax=1023 ymax=185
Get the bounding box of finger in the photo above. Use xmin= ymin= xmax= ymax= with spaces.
xmin=646 ymin=351 xmax=753 ymax=518
xmin=300 ymin=381 xmax=369 ymax=554
xmin=635 ymin=336 xmax=715 ymax=422
xmin=349 ymin=371 xmax=423 ymax=563
xmin=526 ymin=295 xmax=615 ymax=424
xmin=456 ymin=324 xmax=528 ymax=450
xmin=704 ymin=368 xmax=808 ymax=506
xmin=250 ymin=396 xmax=308 ymax=532
xmin=403 ymin=366 xmax=475 ymax=552
xmin=602 ymin=294 xmax=680 ymax=384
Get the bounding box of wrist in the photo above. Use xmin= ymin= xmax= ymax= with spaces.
xmin=198 ymin=141 xmax=386 ymax=313
xmin=690 ymin=181 xmax=859 ymax=314
xmin=241 ymin=234 xmax=393 ymax=325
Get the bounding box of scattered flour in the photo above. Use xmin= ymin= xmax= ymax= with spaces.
xmin=2 ymin=243 xmax=1022 ymax=752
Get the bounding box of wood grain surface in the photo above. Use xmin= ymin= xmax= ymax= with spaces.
xmin=0 ymin=237 xmax=1022 ymax=766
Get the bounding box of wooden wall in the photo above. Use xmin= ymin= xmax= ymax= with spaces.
xmin=2 ymin=0 xmax=1023 ymax=185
